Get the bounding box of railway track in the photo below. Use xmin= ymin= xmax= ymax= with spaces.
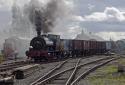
xmin=0 ymin=60 xmax=32 ymax=85
xmin=0 ymin=60 xmax=31 ymax=77
xmin=30 ymin=56 xmax=119 ymax=85
xmin=70 ymin=58 xmax=119 ymax=85
xmin=0 ymin=60 xmax=31 ymax=70
xmin=30 ymin=58 xmax=80 ymax=85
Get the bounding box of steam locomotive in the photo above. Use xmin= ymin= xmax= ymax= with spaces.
xmin=26 ymin=34 xmax=54 ymax=62
xmin=25 ymin=34 xmax=111 ymax=62
xmin=25 ymin=10 xmax=111 ymax=62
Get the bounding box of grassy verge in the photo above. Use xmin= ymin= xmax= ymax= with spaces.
xmin=87 ymin=58 xmax=125 ymax=85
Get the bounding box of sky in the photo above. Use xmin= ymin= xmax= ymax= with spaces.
xmin=0 ymin=0 xmax=125 ymax=41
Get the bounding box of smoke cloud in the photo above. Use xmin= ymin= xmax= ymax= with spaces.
xmin=11 ymin=2 xmax=33 ymax=37
xmin=25 ymin=0 xmax=68 ymax=35
xmin=9 ymin=0 xmax=72 ymax=38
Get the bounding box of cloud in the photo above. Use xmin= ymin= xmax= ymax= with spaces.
xmin=78 ymin=7 xmax=125 ymax=35
xmin=1 ymin=0 xmax=125 ymax=41
xmin=70 ymin=15 xmax=85 ymax=21
xmin=84 ymin=7 xmax=125 ymax=22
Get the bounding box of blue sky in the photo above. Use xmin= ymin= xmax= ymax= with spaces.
xmin=0 ymin=0 xmax=125 ymax=40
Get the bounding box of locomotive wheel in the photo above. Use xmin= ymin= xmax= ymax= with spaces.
xmin=33 ymin=57 xmax=48 ymax=62
xmin=34 ymin=58 xmax=39 ymax=63
xmin=41 ymin=57 xmax=48 ymax=62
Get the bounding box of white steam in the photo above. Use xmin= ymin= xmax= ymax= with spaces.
xmin=10 ymin=0 xmax=71 ymax=36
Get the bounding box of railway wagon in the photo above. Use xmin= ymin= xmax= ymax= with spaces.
xmin=59 ymin=39 xmax=84 ymax=58
xmin=94 ymin=41 xmax=99 ymax=54
xmin=83 ymin=40 xmax=90 ymax=56
xmin=92 ymin=41 xmax=98 ymax=54
xmin=96 ymin=41 xmax=106 ymax=54
xmin=89 ymin=41 xmax=96 ymax=55
xmin=102 ymin=42 xmax=107 ymax=53
xmin=96 ymin=41 xmax=100 ymax=54
xmin=58 ymin=39 xmax=71 ymax=58
xmin=72 ymin=40 xmax=83 ymax=57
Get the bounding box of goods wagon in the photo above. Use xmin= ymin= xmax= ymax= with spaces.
xmin=83 ymin=41 xmax=90 ymax=56
xmin=71 ymin=40 xmax=83 ymax=57
xmin=89 ymin=41 xmax=96 ymax=55
xmin=58 ymin=39 xmax=71 ymax=58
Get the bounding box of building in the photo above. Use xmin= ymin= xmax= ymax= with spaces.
xmin=75 ymin=30 xmax=104 ymax=41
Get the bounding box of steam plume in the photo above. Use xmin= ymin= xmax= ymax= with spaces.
xmin=27 ymin=0 xmax=67 ymax=35
xmin=10 ymin=0 xmax=70 ymax=37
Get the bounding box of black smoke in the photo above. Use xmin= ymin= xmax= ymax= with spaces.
xmin=27 ymin=0 xmax=67 ymax=35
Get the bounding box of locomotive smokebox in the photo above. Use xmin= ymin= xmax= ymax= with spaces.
xmin=30 ymin=36 xmax=46 ymax=50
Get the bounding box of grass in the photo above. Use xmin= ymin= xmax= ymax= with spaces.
xmin=86 ymin=58 xmax=125 ymax=85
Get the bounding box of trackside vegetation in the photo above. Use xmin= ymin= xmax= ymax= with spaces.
xmin=86 ymin=58 xmax=125 ymax=85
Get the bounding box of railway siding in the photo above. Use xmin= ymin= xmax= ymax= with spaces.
xmin=14 ymin=61 xmax=63 ymax=85
xmin=71 ymin=57 xmax=119 ymax=85
xmin=78 ymin=56 xmax=124 ymax=85
xmin=3 ymin=55 xmax=119 ymax=85
xmin=31 ymin=56 xmax=117 ymax=85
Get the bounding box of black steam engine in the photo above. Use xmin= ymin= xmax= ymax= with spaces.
xmin=26 ymin=10 xmax=56 ymax=62
xmin=25 ymin=10 xmax=110 ymax=62
xmin=26 ymin=36 xmax=47 ymax=61
xmin=26 ymin=34 xmax=61 ymax=62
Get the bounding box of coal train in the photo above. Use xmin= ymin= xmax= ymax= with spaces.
xmin=25 ymin=34 xmax=111 ymax=62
